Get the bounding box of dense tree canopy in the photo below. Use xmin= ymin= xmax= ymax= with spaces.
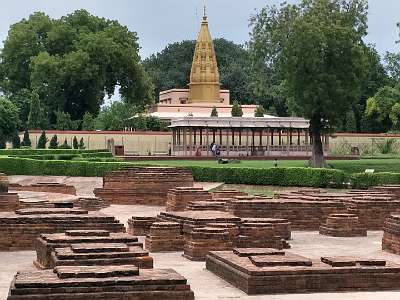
xmin=143 ymin=38 xmax=258 ymax=105
xmin=0 ymin=10 xmax=153 ymax=128
xmin=249 ymin=0 xmax=369 ymax=167
xmin=0 ymin=98 xmax=20 ymax=147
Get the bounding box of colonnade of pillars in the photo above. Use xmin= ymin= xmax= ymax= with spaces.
xmin=171 ymin=127 xmax=329 ymax=156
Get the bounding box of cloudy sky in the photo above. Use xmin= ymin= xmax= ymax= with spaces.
xmin=0 ymin=0 xmax=399 ymax=59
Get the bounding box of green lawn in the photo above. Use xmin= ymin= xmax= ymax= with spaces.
xmin=126 ymin=158 xmax=400 ymax=173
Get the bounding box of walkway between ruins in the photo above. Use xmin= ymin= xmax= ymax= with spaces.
xmin=2 ymin=204 xmax=400 ymax=300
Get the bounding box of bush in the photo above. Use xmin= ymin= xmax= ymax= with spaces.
xmin=351 ymin=172 xmax=400 ymax=189
xmin=0 ymin=149 xmax=110 ymax=156
xmin=49 ymin=135 xmax=59 ymax=149
xmin=21 ymin=129 xmax=31 ymax=147
xmin=37 ymin=131 xmax=48 ymax=149
xmin=73 ymin=136 xmax=79 ymax=149
xmin=59 ymin=139 xmax=72 ymax=149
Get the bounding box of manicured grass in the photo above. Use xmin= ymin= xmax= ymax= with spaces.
xmin=125 ymin=158 xmax=400 ymax=173
xmin=127 ymin=159 xmax=309 ymax=169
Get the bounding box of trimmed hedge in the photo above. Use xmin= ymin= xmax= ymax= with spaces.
xmin=0 ymin=156 xmax=348 ymax=187
xmin=0 ymin=149 xmax=110 ymax=155
xmin=330 ymin=159 xmax=400 ymax=174
xmin=1 ymin=156 xmax=400 ymax=188
xmin=188 ymin=166 xmax=349 ymax=188
xmin=6 ymin=151 xmax=112 ymax=161
xmin=351 ymin=172 xmax=400 ymax=189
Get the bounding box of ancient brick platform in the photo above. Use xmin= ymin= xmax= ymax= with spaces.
xmin=186 ymin=200 xmax=226 ymax=211
xmin=0 ymin=208 xmax=125 ymax=251
xmin=166 ymin=187 xmax=212 ymax=211
xmin=7 ymin=265 xmax=195 ymax=299
xmin=235 ymin=220 xmax=287 ymax=250
xmin=242 ymin=218 xmax=291 ymax=240
xmin=345 ymin=196 xmax=400 ymax=230
xmin=183 ymin=227 xmax=233 ymax=261
xmin=382 ymin=214 xmax=400 ymax=254
xmin=74 ymin=197 xmax=109 ymax=211
xmin=211 ymin=189 xmax=247 ymax=199
xmin=35 ymin=230 xmax=147 ymax=269
xmin=319 ymin=213 xmax=367 ymax=237
xmin=0 ymin=173 xmax=19 ymax=212
xmin=145 ymin=222 xmax=184 ymax=252
xmin=127 ymin=216 xmax=156 ymax=236
xmin=50 ymin=242 xmax=152 ymax=269
xmin=228 ymin=197 xmax=346 ymax=230
xmin=158 ymin=211 xmax=242 ymax=240
xmin=9 ymin=182 xmax=77 ymax=195
xmin=94 ymin=167 xmax=194 ymax=205
xmin=206 ymin=249 xmax=400 ymax=295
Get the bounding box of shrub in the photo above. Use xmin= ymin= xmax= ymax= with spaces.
xmin=73 ymin=136 xmax=79 ymax=149
xmin=375 ymin=139 xmax=399 ymax=155
xmin=21 ymin=129 xmax=31 ymax=147
xmin=58 ymin=139 xmax=72 ymax=149
xmin=211 ymin=106 xmax=218 ymax=117
xmin=11 ymin=132 xmax=20 ymax=149
xmin=49 ymin=135 xmax=59 ymax=149
xmin=37 ymin=131 xmax=48 ymax=149
xmin=231 ymin=101 xmax=243 ymax=117
xmin=79 ymin=138 xmax=85 ymax=149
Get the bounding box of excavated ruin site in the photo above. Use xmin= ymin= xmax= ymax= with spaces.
xmin=3 ymin=168 xmax=400 ymax=299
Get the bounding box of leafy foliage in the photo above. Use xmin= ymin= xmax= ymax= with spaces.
xmin=27 ymin=91 xmax=48 ymax=130
xmin=81 ymin=112 xmax=95 ymax=131
xmin=254 ymin=105 xmax=265 ymax=117
xmin=0 ymin=10 xmax=153 ymax=127
xmin=48 ymin=135 xmax=59 ymax=149
xmin=231 ymin=100 xmax=243 ymax=117
xmin=79 ymin=138 xmax=85 ymax=149
xmin=0 ymin=97 xmax=20 ymax=144
xmin=72 ymin=136 xmax=79 ymax=149
xmin=37 ymin=131 xmax=48 ymax=149
xmin=249 ymin=0 xmax=369 ymax=166
xmin=21 ymin=129 xmax=31 ymax=147
xmin=59 ymin=139 xmax=72 ymax=149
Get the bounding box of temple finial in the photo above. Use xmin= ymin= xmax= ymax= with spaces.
xmin=203 ymin=1 xmax=207 ymax=20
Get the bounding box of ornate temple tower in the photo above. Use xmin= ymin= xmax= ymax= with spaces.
xmin=188 ymin=10 xmax=221 ymax=103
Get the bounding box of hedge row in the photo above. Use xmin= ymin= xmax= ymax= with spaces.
xmin=1 ymin=156 xmax=399 ymax=188
xmin=7 ymin=152 xmax=113 ymax=161
xmin=0 ymin=149 xmax=110 ymax=156
xmin=188 ymin=166 xmax=349 ymax=188
xmin=330 ymin=159 xmax=400 ymax=174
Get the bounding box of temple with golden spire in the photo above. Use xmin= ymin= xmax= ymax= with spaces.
xmin=145 ymin=7 xmax=259 ymax=121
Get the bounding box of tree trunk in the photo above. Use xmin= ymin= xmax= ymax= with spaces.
xmin=310 ymin=116 xmax=325 ymax=168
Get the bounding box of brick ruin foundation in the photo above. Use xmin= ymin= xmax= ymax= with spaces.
xmin=145 ymin=222 xmax=184 ymax=252
xmin=0 ymin=208 xmax=125 ymax=251
xmin=382 ymin=214 xmax=400 ymax=254
xmin=94 ymin=167 xmax=194 ymax=205
xmin=206 ymin=248 xmax=400 ymax=295
xmin=35 ymin=229 xmax=152 ymax=269
xmin=0 ymin=173 xmax=19 ymax=212
xmin=127 ymin=216 xmax=157 ymax=236
xmin=319 ymin=213 xmax=367 ymax=237
xmin=166 ymin=187 xmax=212 ymax=211
xmin=9 ymin=182 xmax=77 ymax=195
xmin=7 ymin=265 xmax=195 ymax=300
xmin=74 ymin=197 xmax=109 ymax=211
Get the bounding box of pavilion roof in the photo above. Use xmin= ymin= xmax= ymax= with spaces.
xmin=169 ymin=117 xmax=309 ymax=129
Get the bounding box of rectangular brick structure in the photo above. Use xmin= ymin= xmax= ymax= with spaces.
xmin=74 ymin=197 xmax=109 ymax=211
xmin=382 ymin=214 xmax=400 ymax=254
xmin=166 ymin=187 xmax=212 ymax=211
xmin=186 ymin=200 xmax=226 ymax=211
xmin=319 ymin=213 xmax=367 ymax=237
xmin=145 ymin=222 xmax=184 ymax=252
xmin=235 ymin=221 xmax=287 ymax=249
xmin=211 ymin=189 xmax=248 ymax=199
xmin=7 ymin=265 xmax=195 ymax=299
xmin=183 ymin=227 xmax=233 ymax=261
xmin=94 ymin=167 xmax=194 ymax=205
xmin=50 ymin=242 xmax=152 ymax=269
xmin=228 ymin=197 xmax=346 ymax=230
xmin=206 ymin=249 xmax=400 ymax=295
xmin=35 ymin=230 xmax=146 ymax=269
xmin=0 ymin=208 xmax=125 ymax=251
xmin=10 ymin=182 xmax=76 ymax=195
xmin=0 ymin=173 xmax=19 ymax=212
xmin=127 ymin=216 xmax=157 ymax=236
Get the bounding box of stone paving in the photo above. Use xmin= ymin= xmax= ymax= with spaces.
xmin=1 ymin=204 xmax=400 ymax=299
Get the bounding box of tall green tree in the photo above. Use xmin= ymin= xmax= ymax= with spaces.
xmin=0 ymin=10 xmax=153 ymax=126
xmin=48 ymin=135 xmax=58 ymax=149
xmin=81 ymin=112 xmax=95 ymax=131
xmin=27 ymin=91 xmax=47 ymax=129
xmin=72 ymin=136 xmax=79 ymax=149
xmin=249 ymin=0 xmax=369 ymax=167
xmin=55 ymin=111 xmax=79 ymax=130
xmin=95 ymin=101 xmax=138 ymax=131
xmin=0 ymin=97 xmax=20 ymax=145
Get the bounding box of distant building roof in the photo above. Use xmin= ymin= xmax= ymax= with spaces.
xmin=169 ymin=117 xmax=309 ymax=129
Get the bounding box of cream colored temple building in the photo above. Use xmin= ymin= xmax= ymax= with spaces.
xmin=146 ymin=12 xmax=259 ymax=120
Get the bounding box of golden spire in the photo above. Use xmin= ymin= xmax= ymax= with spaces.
xmin=188 ymin=6 xmax=220 ymax=103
